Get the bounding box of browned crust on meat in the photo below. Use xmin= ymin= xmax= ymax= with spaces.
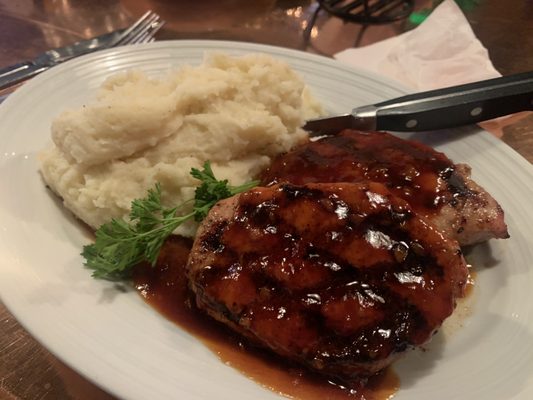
xmin=187 ymin=182 xmax=468 ymax=380
xmin=434 ymin=164 xmax=509 ymax=245
xmin=260 ymin=130 xmax=509 ymax=246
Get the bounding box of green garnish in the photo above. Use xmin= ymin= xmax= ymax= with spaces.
xmin=82 ymin=161 xmax=259 ymax=279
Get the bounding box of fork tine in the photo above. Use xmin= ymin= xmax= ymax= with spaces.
xmin=111 ymin=10 xmax=153 ymax=45
xmin=128 ymin=21 xmax=165 ymax=45
xmin=120 ymin=16 xmax=162 ymax=45
xmin=114 ymin=12 xmax=157 ymax=45
xmin=113 ymin=10 xmax=160 ymax=46
xmin=123 ymin=20 xmax=163 ymax=45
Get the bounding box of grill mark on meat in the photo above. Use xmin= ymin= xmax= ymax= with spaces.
xmin=198 ymin=220 xmax=228 ymax=253
xmin=262 ymin=131 xmax=453 ymax=213
xmin=188 ymin=182 xmax=468 ymax=380
xmin=261 ymin=130 xmax=509 ymax=245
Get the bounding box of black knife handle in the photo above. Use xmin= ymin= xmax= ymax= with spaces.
xmin=0 ymin=61 xmax=48 ymax=91
xmin=372 ymin=71 xmax=533 ymax=132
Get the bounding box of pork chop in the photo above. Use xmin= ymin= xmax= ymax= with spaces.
xmin=261 ymin=130 xmax=509 ymax=246
xmin=187 ymin=182 xmax=468 ymax=380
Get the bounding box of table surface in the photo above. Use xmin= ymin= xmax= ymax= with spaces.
xmin=1 ymin=1 xmax=532 ymax=399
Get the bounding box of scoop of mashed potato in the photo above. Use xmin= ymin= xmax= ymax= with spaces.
xmin=40 ymin=53 xmax=323 ymax=236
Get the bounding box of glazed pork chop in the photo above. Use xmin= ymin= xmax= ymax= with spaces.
xmin=187 ymin=182 xmax=468 ymax=380
xmin=261 ymin=130 xmax=509 ymax=246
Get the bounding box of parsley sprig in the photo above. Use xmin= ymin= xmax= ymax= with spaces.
xmin=82 ymin=161 xmax=258 ymax=279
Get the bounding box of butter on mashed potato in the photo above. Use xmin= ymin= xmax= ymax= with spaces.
xmin=39 ymin=53 xmax=323 ymax=236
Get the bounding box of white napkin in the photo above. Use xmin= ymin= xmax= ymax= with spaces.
xmin=334 ymin=0 xmax=500 ymax=91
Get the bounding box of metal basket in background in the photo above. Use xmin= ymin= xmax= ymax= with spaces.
xmin=317 ymin=0 xmax=414 ymax=24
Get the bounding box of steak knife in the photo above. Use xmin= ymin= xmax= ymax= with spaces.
xmin=0 ymin=29 xmax=125 ymax=91
xmin=303 ymin=71 xmax=533 ymax=135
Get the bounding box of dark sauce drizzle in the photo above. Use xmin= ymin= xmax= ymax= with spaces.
xmin=260 ymin=130 xmax=468 ymax=215
xmin=129 ymin=131 xmax=477 ymax=399
xmin=132 ymin=236 xmax=399 ymax=400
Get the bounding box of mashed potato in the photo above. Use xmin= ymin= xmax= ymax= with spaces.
xmin=40 ymin=53 xmax=323 ymax=236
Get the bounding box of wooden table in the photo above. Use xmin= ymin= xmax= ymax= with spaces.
xmin=1 ymin=1 xmax=532 ymax=399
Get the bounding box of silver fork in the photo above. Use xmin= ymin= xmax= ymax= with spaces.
xmin=111 ymin=10 xmax=164 ymax=47
xmin=0 ymin=10 xmax=165 ymax=93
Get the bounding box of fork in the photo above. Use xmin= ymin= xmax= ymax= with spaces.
xmin=0 ymin=10 xmax=165 ymax=93
xmin=111 ymin=10 xmax=164 ymax=47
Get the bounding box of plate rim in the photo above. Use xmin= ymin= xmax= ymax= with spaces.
xmin=1 ymin=39 xmax=533 ymax=400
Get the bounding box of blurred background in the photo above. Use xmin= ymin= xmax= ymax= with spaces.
xmin=1 ymin=0 xmax=533 ymax=74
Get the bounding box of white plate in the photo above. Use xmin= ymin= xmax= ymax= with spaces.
xmin=1 ymin=40 xmax=533 ymax=400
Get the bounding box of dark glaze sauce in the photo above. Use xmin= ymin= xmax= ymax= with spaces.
xmin=261 ymin=130 xmax=468 ymax=216
xmin=133 ymin=236 xmax=399 ymax=399
xmin=190 ymin=183 xmax=467 ymax=381
xmin=129 ymin=131 xmax=476 ymax=398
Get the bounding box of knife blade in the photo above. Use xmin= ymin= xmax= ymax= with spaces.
xmin=303 ymin=71 xmax=533 ymax=136
xmin=0 ymin=29 xmax=125 ymax=91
